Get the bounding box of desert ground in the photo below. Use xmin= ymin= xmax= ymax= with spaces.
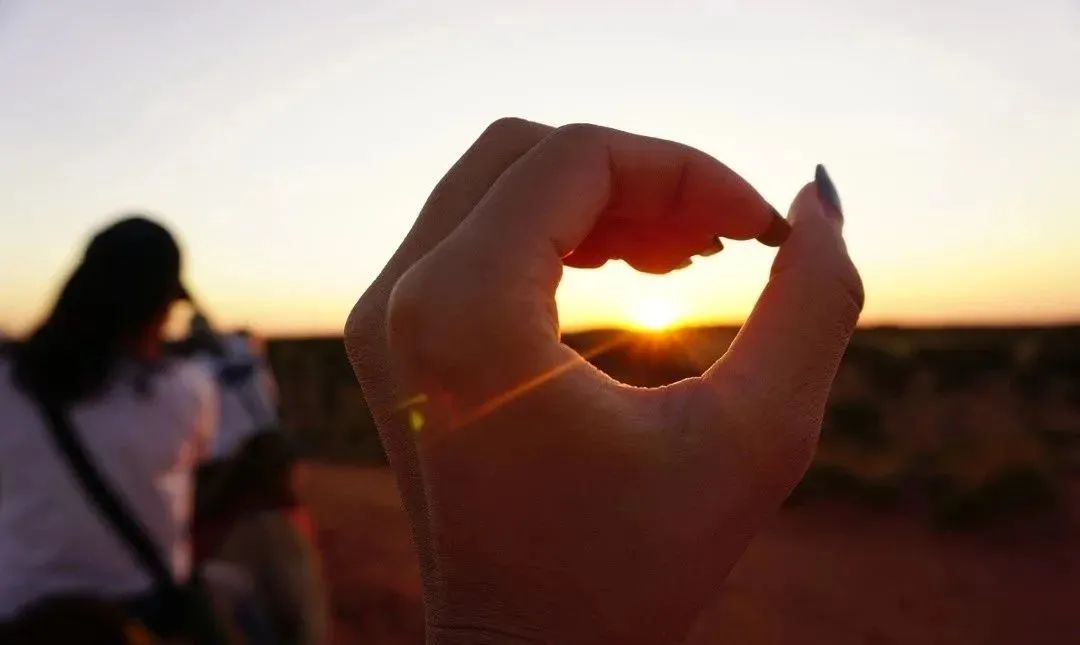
xmin=298 ymin=463 xmax=1080 ymax=645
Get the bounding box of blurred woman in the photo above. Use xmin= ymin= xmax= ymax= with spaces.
xmin=0 ymin=217 xmax=219 ymax=638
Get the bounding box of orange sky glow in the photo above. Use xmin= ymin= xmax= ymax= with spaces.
xmin=2 ymin=2 xmax=1078 ymax=338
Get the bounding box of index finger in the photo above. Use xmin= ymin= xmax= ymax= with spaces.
xmin=560 ymin=130 xmax=789 ymax=272
xmin=387 ymin=124 xmax=787 ymax=398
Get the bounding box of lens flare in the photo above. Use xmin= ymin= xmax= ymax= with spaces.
xmin=628 ymin=296 xmax=682 ymax=331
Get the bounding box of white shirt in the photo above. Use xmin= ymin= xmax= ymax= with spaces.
xmin=0 ymin=358 xmax=217 ymax=619
xmin=196 ymin=333 xmax=278 ymax=460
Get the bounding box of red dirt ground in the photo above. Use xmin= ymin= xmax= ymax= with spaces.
xmin=298 ymin=463 xmax=1079 ymax=645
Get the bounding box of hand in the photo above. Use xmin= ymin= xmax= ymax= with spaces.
xmin=345 ymin=119 xmax=863 ymax=644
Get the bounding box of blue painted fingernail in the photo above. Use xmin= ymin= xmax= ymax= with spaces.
xmin=815 ymin=164 xmax=842 ymax=217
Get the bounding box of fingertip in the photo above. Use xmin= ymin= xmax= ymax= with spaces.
xmin=754 ymin=207 xmax=791 ymax=247
xmin=698 ymin=236 xmax=724 ymax=257
xmin=624 ymin=255 xmax=690 ymax=274
xmin=563 ymin=253 xmax=608 ymax=269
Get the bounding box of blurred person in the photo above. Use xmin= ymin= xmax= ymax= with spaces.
xmin=0 ymin=217 xmax=226 ymax=642
xmin=344 ymin=119 xmax=862 ymax=644
xmin=180 ymin=312 xmax=281 ymax=553
xmin=183 ymin=313 xmax=280 ymax=461
xmin=180 ymin=315 xmax=320 ymax=643
xmin=196 ymin=433 xmax=329 ymax=645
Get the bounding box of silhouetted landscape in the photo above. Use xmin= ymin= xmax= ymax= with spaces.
xmin=269 ymin=326 xmax=1080 ymax=643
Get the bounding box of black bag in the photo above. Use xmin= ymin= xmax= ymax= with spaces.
xmin=32 ymin=396 xmax=229 ymax=644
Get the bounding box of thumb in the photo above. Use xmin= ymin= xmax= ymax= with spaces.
xmin=703 ymin=165 xmax=864 ymax=439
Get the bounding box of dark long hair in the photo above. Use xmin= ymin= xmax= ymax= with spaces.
xmin=13 ymin=217 xmax=187 ymax=405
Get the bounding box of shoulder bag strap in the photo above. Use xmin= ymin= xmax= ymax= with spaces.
xmin=33 ymin=396 xmax=179 ymax=596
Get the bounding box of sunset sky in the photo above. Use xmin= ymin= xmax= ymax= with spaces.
xmin=2 ymin=1 xmax=1078 ymax=337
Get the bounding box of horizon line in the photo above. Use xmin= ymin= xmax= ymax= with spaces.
xmin=260 ymin=320 xmax=1080 ymax=342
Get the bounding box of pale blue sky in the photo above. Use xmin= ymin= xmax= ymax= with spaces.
xmin=2 ymin=1 xmax=1078 ymax=335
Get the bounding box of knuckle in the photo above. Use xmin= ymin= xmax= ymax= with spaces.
xmin=834 ymin=249 xmax=865 ymax=313
xmin=537 ymin=124 xmax=610 ymax=178
xmin=385 ymin=264 xmax=436 ymax=356
xmin=842 ymin=260 xmax=866 ymax=312
xmin=344 ymin=289 xmax=389 ymax=377
xmin=483 ymin=116 xmax=533 ymax=139
xmin=479 ymin=117 xmax=551 ymax=150
xmin=549 ymin=122 xmax=604 ymax=148
xmin=385 ymin=258 xmax=472 ymax=378
xmin=344 ymin=294 xmax=378 ymax=343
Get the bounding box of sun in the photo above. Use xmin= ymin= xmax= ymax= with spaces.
xmin=628 ymin=296 xmax=683 ymax=332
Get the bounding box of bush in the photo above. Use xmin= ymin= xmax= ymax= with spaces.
xmin=822 ymin=402 xmax=888 ymax=450
xmin=787 ymin=463 xmax=901 ymax=511
xmin=930 ymin=466 xmax=1061 ymax=529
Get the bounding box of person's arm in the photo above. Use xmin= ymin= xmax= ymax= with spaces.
xmin=345 ymin=119 xmax=861 ymax=644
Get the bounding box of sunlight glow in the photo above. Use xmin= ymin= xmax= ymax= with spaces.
xmin=628 ymin=296 xmax=683 ymax=332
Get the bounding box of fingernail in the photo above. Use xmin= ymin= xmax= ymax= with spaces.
xmin=815 ymin=164 xmax=842 ymax=217
xmin=699 ymin=236 xmax=724 ymax=257
xmin=755 ymin=207 xmax=791 ymax=247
